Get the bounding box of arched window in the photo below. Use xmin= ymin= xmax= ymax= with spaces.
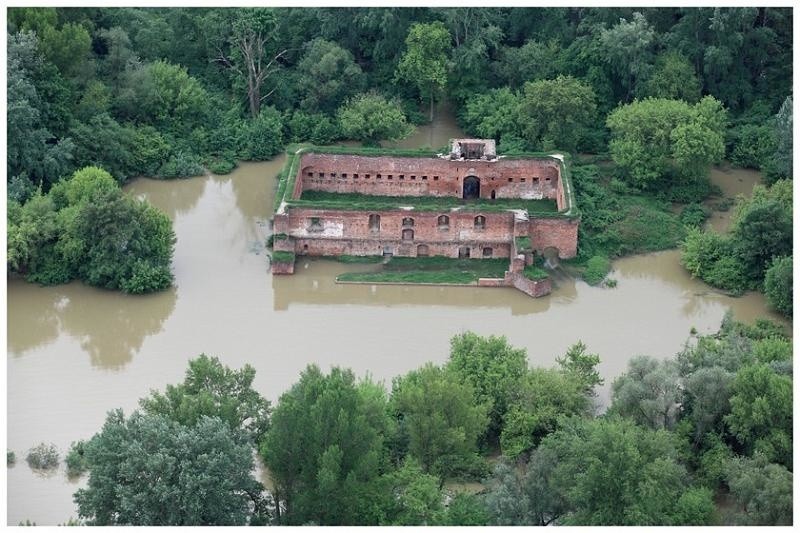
xmin=308 ymin=217 xmax=323 ymax=232
xmin=402 ymin=229 xmax=414 ymax=241
xmin=417 ymin=244 xmax=429 ymax=257
xmin=474 ymin=215 xmax=486 ymax=229
xmin=437 ymin=215 xmax=450 ymax=229
xmin=368 ymin=214 xmax=380 ymax=232
xmin=402 ymin=217 xmax=415 ymax=227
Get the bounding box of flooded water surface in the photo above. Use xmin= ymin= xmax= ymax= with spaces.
xmin=6 ymin=111 xmax=789 ymax=525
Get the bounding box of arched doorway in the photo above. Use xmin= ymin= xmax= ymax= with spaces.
xmin=463 ymin=175 xmax=480 ymax=200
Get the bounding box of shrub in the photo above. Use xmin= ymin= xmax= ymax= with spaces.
xmin=522 ymin=264 xmax=549 ymax=281
xmin=583 ymin=255 xmax=611 ymax=285
xmin=680 ymin=203 xmax=711 ymax=228
xmin=26 ymin=443 xmax=59 ymax=470
xmin=66 ymin=440 xmax=89 ymax=477
xmin=206 ymin=156 xmax=237 ymax=175
xmin=158 ymin=151 xmax=205 ymax=179
xmin=8 ymin=450 xmax=16 ymax=465
xmin=243 ymin=106 xmax=284 ymax=160
xmin=764 ymin=256 xmax=792 ymax=316
xmin=271 ymin=251 xmax=296 ymax=263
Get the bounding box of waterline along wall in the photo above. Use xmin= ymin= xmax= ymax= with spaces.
xmin=270 ymin=140 xmax=579 ymax=298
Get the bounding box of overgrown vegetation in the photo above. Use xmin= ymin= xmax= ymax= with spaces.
xmin=582 ymin=255 xmax=611 ymax=285
xmin=25 ymin=443 xmax=59 ymax=470
xmin=681 ymin=180 xmax=792 ymax=312
xmin=295 ymin=190 xmax=559 ymax=214
xmin=7 ymin=167 xmax=175 ymax=293
xmin=73 ymin=317 xmax=790 ymax=525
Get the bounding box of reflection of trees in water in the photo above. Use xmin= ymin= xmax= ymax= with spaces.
xmin=59 ymin=286 xmax=177 ymax=369
xmin=124 ymin=176 xmax=207 ymax=220
xmin=7 ymin=280 xmax=62 ymax=355
xmin=8 ymin=281 xmax=177 ymax=370
xmin=213 ymin=159 xmax=285 ymax=222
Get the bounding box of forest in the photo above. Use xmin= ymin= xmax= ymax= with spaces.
xmin=5 ymin=6 xmax=793 ymax=313
xmin=32 ymin=320 xmax=790 ymax=526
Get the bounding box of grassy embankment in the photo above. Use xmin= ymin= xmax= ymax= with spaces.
xmin=297 ymin=190 xmax=558 ymax=213
xmin=337 ymin=256 xmax=509 ymax=285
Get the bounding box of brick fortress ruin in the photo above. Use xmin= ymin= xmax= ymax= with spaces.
xmin=270 ymin=139 xmax=579 ymax=298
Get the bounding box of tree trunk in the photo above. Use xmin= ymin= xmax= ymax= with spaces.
xmin=430 ymin=91 xmax=435 ymax=122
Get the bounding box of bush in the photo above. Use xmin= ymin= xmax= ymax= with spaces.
xmin=8 ymin=450 xmax=16 ymax=465
xmin=206 ymin=156 xmax=237 ymax=175
xmin=728 ymin=123 xmax=777 ymax=170
xmin=680 ymin=203 xmax=711 ymax=227
xmin=764 ymin=256 xmax=792 ymax=316
xmin=66 ymin=440 xmax=88 ymax=477
xmin=26 ymin=443 xmax=59 ymax=470
xmin=158 ymin=152 xmax=205 ymax=179
xmin=242 ymin=106 xmax=284 ymax=160
xmin=583 ymin=255 xmax=611 ymax=285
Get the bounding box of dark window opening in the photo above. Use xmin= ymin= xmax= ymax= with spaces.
xmin=508 ymin=178 xmax=513 ymax=183
xmin=437 ymin=215 xmax=450 ymax=229
xmin=399 ymin=174 xmax=404 ymax=180
xmin=491 ymin=190 xmax=496 ymax=199
xmin=422 ymin=175 xmax=427 ymax=180
xmin=307 ymin=172 xmax=313 ymax=177
xmin=368 ymin=214 xmax=380 ymax=232
xmin=354 ymin=173 xmax=359 ymax=179
xmin=342 ymin=173 xmax=348 ymax=178
xmin=402 ymin=217 xmax=415 ymax=227
xmin=377 ymin=174 xmax=382 ymax=179
xmin=521 ymin=178 xmax=526 ymax=182
xmin=474 ymin=215 xmax=486 ymax=229
xmin=308 ymin=217 xmax=323 ymax=232
xmin=318 ymin=172 xmax=325 ymax=178
xmin=402 ymin=228 xmax=414 ymax=241
xmin=433 ymin=176 xmax=439 ymax=180
xmin=365 ymin=174 xmax=370 ymax=179
xmin=463 ymin=175 xmax=480 ymax=200
xmin=330 ymin=173 xmax=336 ymax=178
xmin=482 ymin=247 xmax=493 ymax=257
xmin=458 ymin=246 xmax=471 ymax=259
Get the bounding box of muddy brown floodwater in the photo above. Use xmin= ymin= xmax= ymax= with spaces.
xmin=6 ymin=109 xmax=789 ymax=525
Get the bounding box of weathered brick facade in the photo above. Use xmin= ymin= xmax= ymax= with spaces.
xmin=271 ymin=140 xmax=580 ymax=298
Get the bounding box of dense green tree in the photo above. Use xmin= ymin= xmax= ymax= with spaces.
xmin=764 ymin=255 xmax=792 ymax=316
xmin=556 ymin=341 xmax=603 ymax=395
xmin=461 ymin=88 xmax=522 ymax=147
xmin=446 ymin=332 xmax=527 ymax=440
xmin=391 ymin=363 xmax=489 ymax=478
xmin=380 ymin=458 xmax=444 ymax=525
xmin=638 ymin=52 xmax=701 ymax=102
xmin=295 ymin=38 xmax=365 ymax=114
xmin=336 ymin=92 xmax=413 ymax=145
xmin=610 ymin=356 xmax=681 ymax=430
xmin=765 ymin=96 xmax=792 ymax=182
xmin=681 ymin=366 xmax=733 ymax=446
xmin=607 ymin=96 xmax=726 ymax=188
xmin=680 ymin=228 xmax=747 ymax=293
xmin=38 ymin=22 xmax=92 ymax=78
xmin=493 ymin=40 xmax=562 ymax=88
xmin=260 ymin=365 xmax=391 ymax=525
xmin=7 ymin=31 xmax=74 ymax=190
xmin=140 ymin=354 xmax=271 ymax=439
xmin=500 ymin=368 xmax=591 ymax=458
xmin=540 ymin=417 xmax=715 ymax=525
xmin=599 ymin=12 xmax=655 ymax=101
xmin=440 ymin=492 xmax=489 ymax=526
xmin=519 ymin=75 xmax=596 ymax=152
xmin=483 ymin=448 xmax=566 ymax=525
xmin=396 ymin=21 xmax=451 ymax=120
xmin=74 ymin=411 xmax=264 ymax=525
xmin=730 ymin=181 xmax=793 ymax=283
xmin=241 ymin=106 xmax=284 ymax=160
xmin=207 ymin=8 xmax=287 ymax=117
xmin=725 ymin=454 xmax=793 ymax=526
xmin=724 ymin=363 xmax=792 ymax=467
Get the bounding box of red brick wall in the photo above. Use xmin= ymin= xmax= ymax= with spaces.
xmin=280 ymin=208 xmax=516 ymax=244
xmin=296 ymin=153 xmax=561 ymax=204
xmin=529 ymin=217 xmax=579 ymax=258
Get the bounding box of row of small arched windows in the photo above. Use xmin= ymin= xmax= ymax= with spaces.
xmin=367 ymin=214 xmax=485 ymax=231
